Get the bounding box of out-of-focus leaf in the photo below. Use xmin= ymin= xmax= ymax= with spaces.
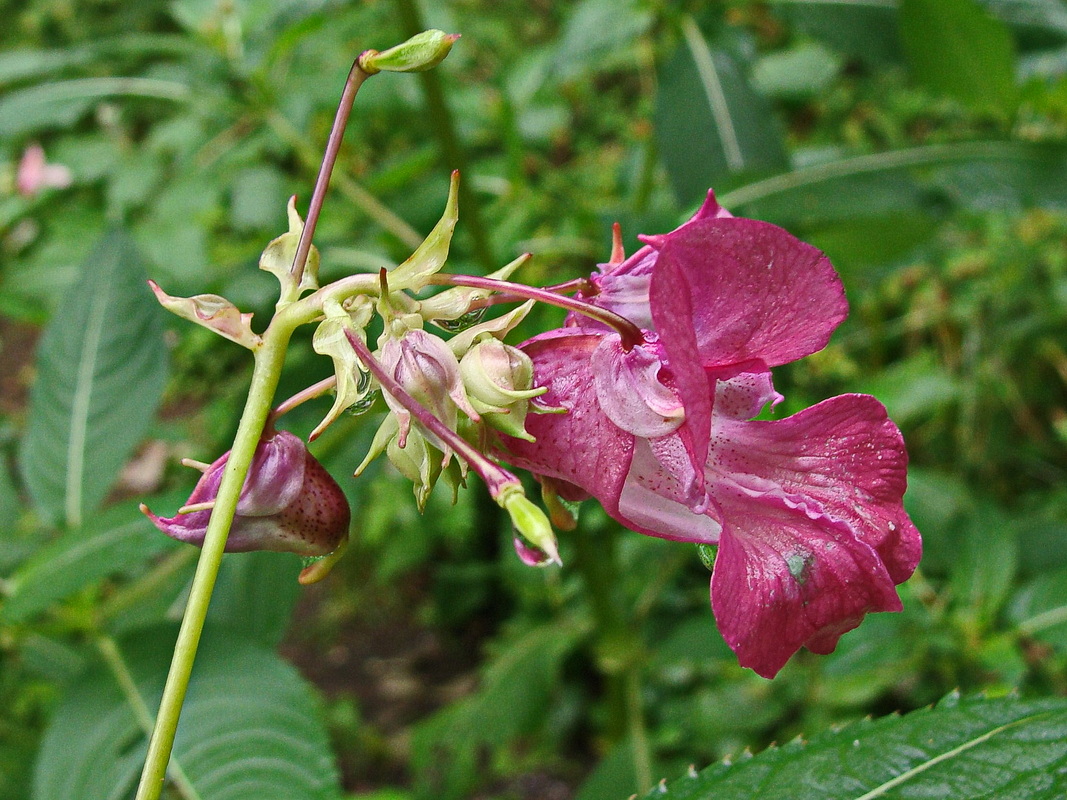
xmin=902 ymin=469 xmax=972 ymax=576
xmin=751 ymin=43 xmax=843 ymax=101
xmin=552 ymin=0 xmax=652 ymax=80
xmin=231 ymin=166 xmax=288 ymax=232
xmin=642 ymin=694 xmax=1067 ymax=799
xmin=854 ymin=351 xmax=958 ymax=425
xmin=411 ymin=621 xmax=586 ymax=799
xmin=574 ymin=737 xmax=640 ymax=800
xmin=207 ymin=551 xmax=303 ymax=647
xmin=980 ymin=0 xmax=1067 ymax=46
xmin=950 ymin=507 xmax=1019 ymax=627
xmin=900 ymin=0 xmax=1018 ymax=113
xmin=32 ymin=626 xmax=340 ymax=800
xmin=20 ymin=229 xmax=169 ymax=528
xmin=1010 ymin=568 xmax=1067 ymax=650
xmin=655 ymin=17 xmax=788 ymax=206
xmin=0 ymin=36 xmax=201 ymax=87
xmin=0 ymin=503 xmax=177 ymax=624
xmin=0 ymin=78 xmax=190 ymax=138
xmin=767 ymin=0 xmax=902 ymax=63
xmin=720 ymin=142 xmax=1067 ymax=233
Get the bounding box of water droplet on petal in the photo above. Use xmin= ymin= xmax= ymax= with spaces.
xmin=436 ymin=307 xmax=486 ymax=332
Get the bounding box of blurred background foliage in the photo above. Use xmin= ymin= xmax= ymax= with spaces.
xmin=3 ymin=0 xmax=1067 ymax=798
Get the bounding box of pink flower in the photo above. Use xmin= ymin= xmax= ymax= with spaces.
xmin=502 ymin=192 xmax=921 ymax=678
xmin=16 ymin=143 xmax=72 ymax=197
xmin=141 ymin=431 xmax=350 ymax=556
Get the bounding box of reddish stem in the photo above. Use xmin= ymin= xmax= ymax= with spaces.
xmin=290 ymin=61 xmax=372 ymax=286
xmin=426 ymin=273 xmax=644 ymax=350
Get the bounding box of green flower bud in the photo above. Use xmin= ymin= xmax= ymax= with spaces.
xmin=460 ymin=337 xmax=545 ymax=441
xmin=359 ymin=30 xmax=459 ymax=74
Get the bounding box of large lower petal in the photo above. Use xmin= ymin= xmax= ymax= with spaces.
xmin=651 ymin=217 xmax=847 ymax=369
xmin=502 ymin=330 xmax=635 ymax=516
xmin=710 ymin=485 xmax=902 ymax=678
xmin=709 ymin=393 xmax=921 ymax=584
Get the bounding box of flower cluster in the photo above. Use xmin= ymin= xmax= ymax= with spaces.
xmin=144 ymin=172 xmax=919 ymax=677
xmin=498 ymin=192 xmax=921 ymax=677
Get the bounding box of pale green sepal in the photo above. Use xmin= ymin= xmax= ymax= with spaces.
xmin=148 ymin=280 xmax=260 ymax=349
xmin=358 ymin=30 xmax=459 ymax=74
xmin=311 ymin=297 xmax=375 ymax=440
xmin=387 ymin=428 xmax=442 ymax=511
xmin=420 ymin=253 xmax=532 ymax=324
xmin=447 ymin=301 xmax=535 ymax=357
xmin=259 ymin=197 xmax=321 ymax=305
xmin=354 ymin=415 xmax=399 ymax=477
xmin=386 ymin=171 xmax=459 ymax=292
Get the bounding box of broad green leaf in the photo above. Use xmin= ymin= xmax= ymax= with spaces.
xmin=33 ymin=626 xmax=340 ymax=800
xmin=655 ymin=16 xmax=788 ymax=206
xmin=207 ymin=551 xmax=303 ymax=647
xmin=900 ymin=0 xmax=1018 ymax=113
xmin=20 ymin=229 xmax=169 ymax=528
xmin=642 ymin=694 xmax=1067 ymax=799
xmin=0 ymin=77 xmax=189 ymax=138
xmin=0 ymin=35 xmax=201 ymax=87
xmin=0 ymin=502 xmax=176 ymax=624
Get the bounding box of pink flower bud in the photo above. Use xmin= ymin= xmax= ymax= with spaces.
xmin=141 ymin=431 xmax=349 ymax=556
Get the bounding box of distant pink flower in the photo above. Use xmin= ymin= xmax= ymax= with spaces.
xmin=16 ymin=143 xmax=72 ymax=197
xmin=142 ymin=431 xmax=350 ymax=556
xmin=502 ymin=192 xmax=921 ymax=678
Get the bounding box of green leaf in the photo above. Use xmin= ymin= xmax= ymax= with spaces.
xmin=979 ymin=0 xmax=1067 ymax=46
xmin=411 ymin=621 xmax=585 ymax=798
xmin=751 ymin=43 xmax=843 ymax=101
xmin=900 ymin=0 xmax=1018 ymax=113
xmin=767 ymin=0 xmax=902 ymax=64
xmin=950 ymin=506 xmax=1019 ymax=626
xmin=19 ymin=229 xmax=169 ymax=528
xmin=1009 ymin=568 xmax=1067 ymax=650
xmin=0 ymin=503 xmax=176 ymax=624
xmin=655 ymin=16 xmax=788 ymax=206
xmin=553 ymin=0 xmax=653 ymax=80
xmin=0 ymin=77 xmax=189 ymax=138
xmin=207 ymin=551 xmax=303 ymax=647
xmin=33 ymin=626 xmax=340 ymax=800
xmin=712 ymin=141 xmax=1067 ymax=226
xmin=642 ymin=694 xmax=1067 ymax=799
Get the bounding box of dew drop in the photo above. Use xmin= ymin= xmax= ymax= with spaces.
xmin=435 ymin=307 xmax=487 ymax=332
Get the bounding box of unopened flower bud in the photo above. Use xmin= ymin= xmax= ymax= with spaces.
xmin=460 ymin=338 xmax=545 ymax=441
xmin=501 ymin=490 xmax=560 ymax=567
xmin=359 ymin=30 xmax=459 ymax=74
xmin=141 ymin=431 xmax=349 ymax=557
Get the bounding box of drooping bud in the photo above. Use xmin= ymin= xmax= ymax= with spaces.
xmin=148 ymin=280 xmax=260 ymax=349
xmin=140 ymin=431 xmax=349 ymax=556
xmin=358 ymin=30 xmax=459 ymax=74
xmin=460 ymin=337 xmax=545 ymax=441
xmin=259 ymin=197 xmax=321 ymax=304
xmin=500 ymin=489 xmax=560 ymax=567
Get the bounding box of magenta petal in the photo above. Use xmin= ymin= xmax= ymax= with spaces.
xmin=709 ymin=394 xmax=921 ymax=584
xmin=711 ymin=364 xmax=782 ymax=420
xmin=503 ymin=330 xmax=635 ymax=517
xmin=237 ymin=431 xmax=307 ymax=516
xmin=651 ymin=217 xmax=848 ymax=369
xmin=710 ymin=487 xmax=902 ymax=678
xmin=592 ymin=336 xmax=684 ymax=438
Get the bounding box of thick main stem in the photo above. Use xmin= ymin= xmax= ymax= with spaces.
xmin=134 ymin=331 xmax=290 ymax=800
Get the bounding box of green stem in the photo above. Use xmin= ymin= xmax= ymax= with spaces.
xmin=394 ymin=0 xmax=497 ymax=274
xmin=134 ymin=329 xmax=291 ymax=800
xmin=97 ymin=635 xmax=202 ymax=800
